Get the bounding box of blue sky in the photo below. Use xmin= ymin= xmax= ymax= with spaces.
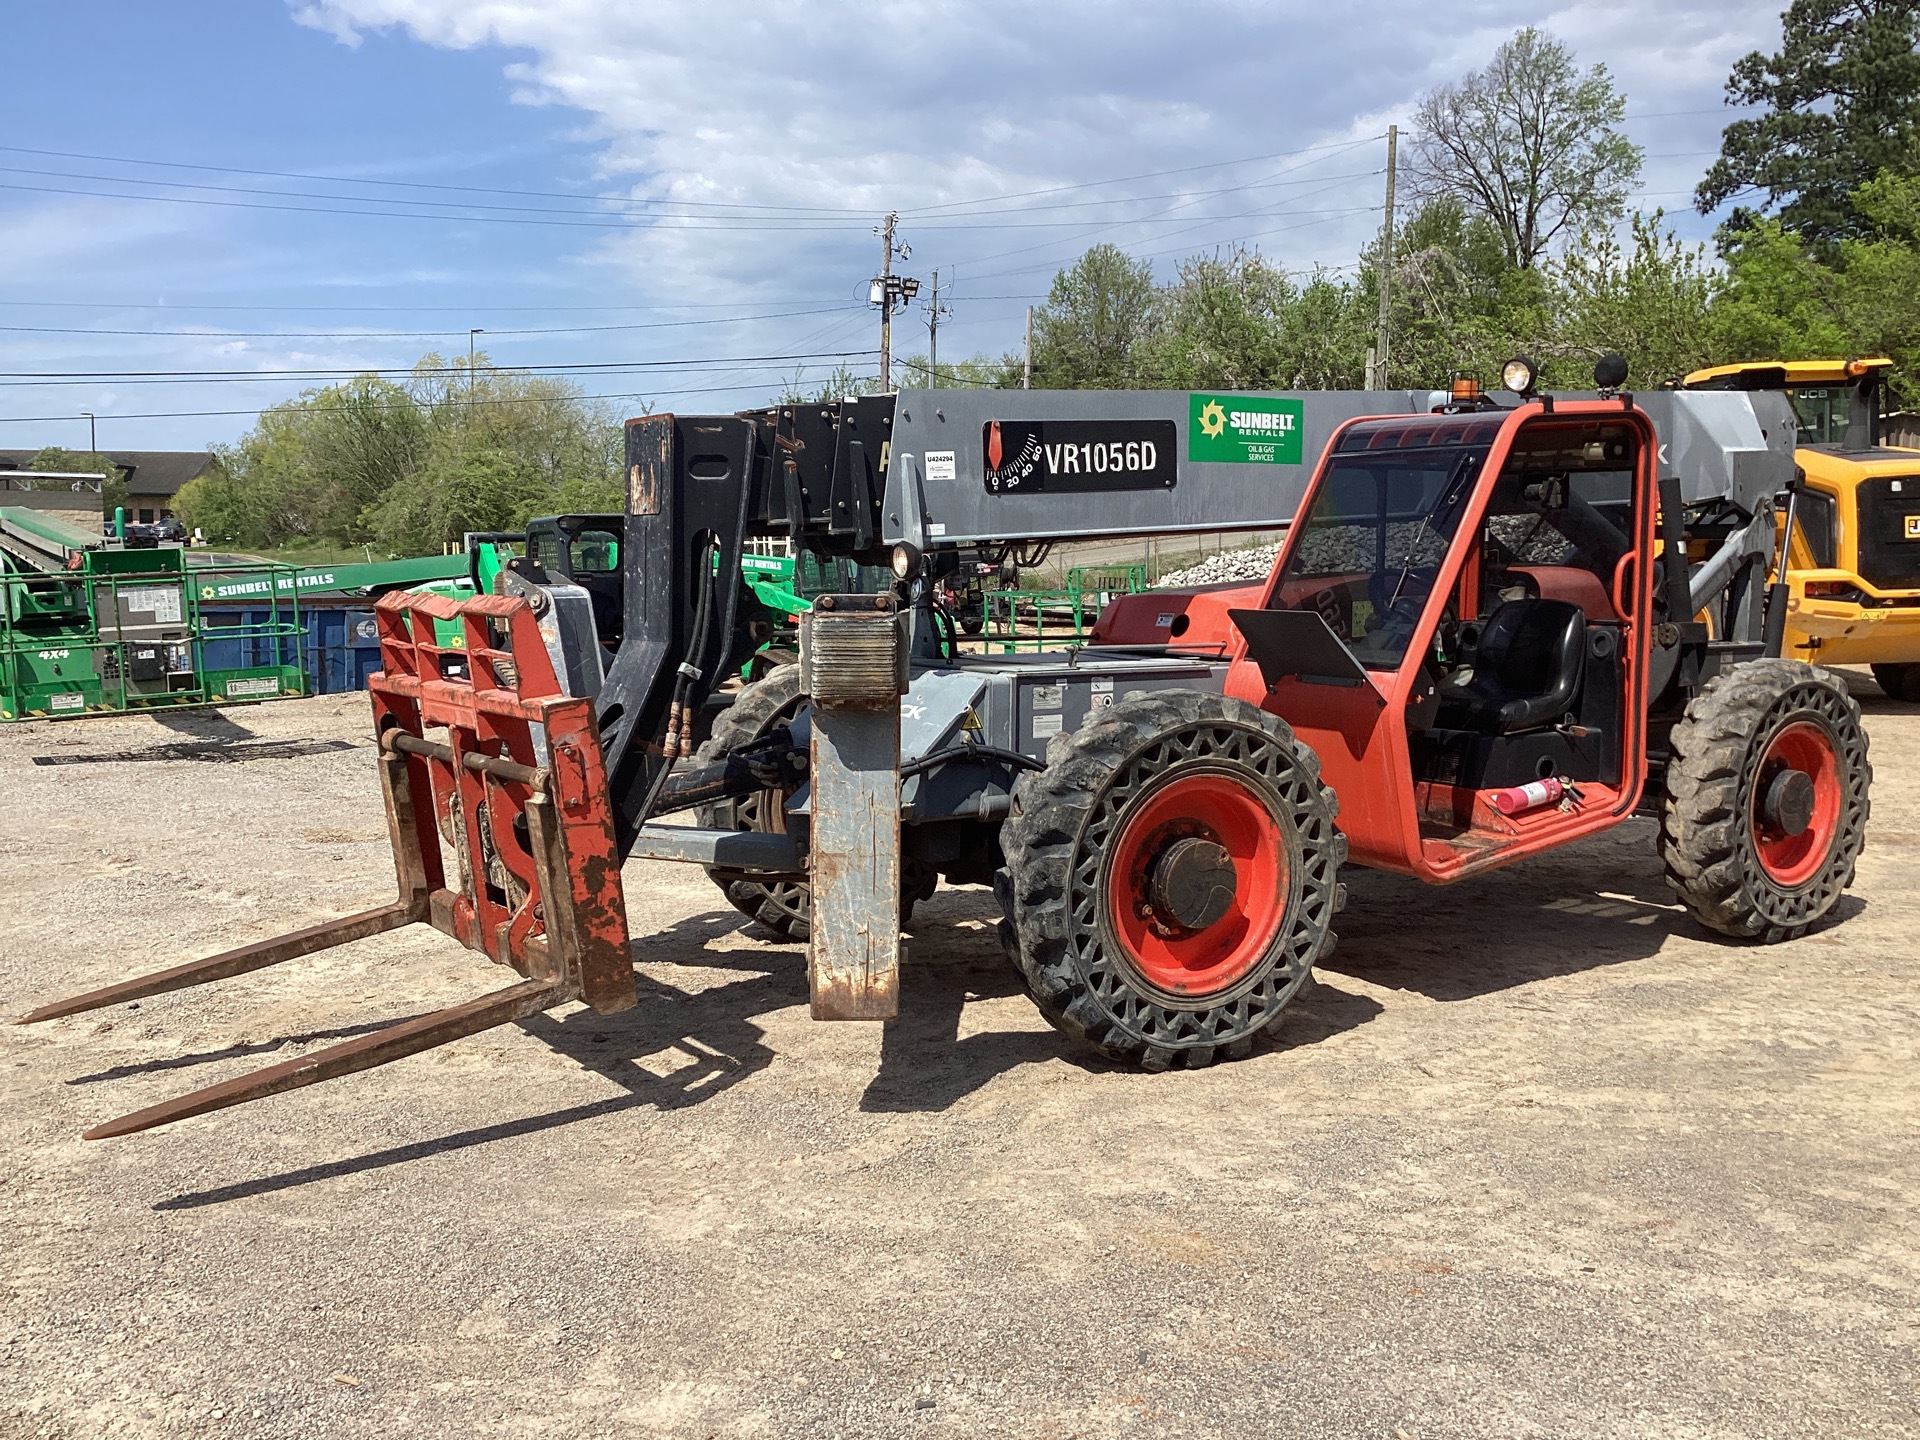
xmin=0 ymin=1 xmax=1785 ymax=452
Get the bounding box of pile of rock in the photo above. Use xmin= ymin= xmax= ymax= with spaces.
xmin=1156 ymin=542 xmax=1283 ymax=588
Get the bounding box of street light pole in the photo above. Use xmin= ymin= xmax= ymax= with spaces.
xmin=468 ymin=329 xmax=484 ymax=406
xmin=82 ymin=411 xmax=96 ymax=456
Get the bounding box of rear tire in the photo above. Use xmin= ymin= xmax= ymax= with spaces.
xmin=695 ymin=666 xmax=812 ymax=940
xmin=996 ymin=691 xmax=1345 ymax=1070
xmin=1870 ymin=662 xmax=1920 ymax=703
xmin=694 ymin=665 xmax=937 ymax=940
xmin=1660 ymin=658 xmax=1870 ymax=942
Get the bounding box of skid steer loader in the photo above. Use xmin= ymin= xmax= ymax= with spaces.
xmin=21 ymin=360 xmax=1872 ymax=1137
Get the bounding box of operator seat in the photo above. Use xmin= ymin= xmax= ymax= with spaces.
xmin=1435 ymin=599 xmax=1586 ymax=734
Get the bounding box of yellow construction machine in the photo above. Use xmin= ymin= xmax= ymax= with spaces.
xmin=1683 ymin=357 xmax=1920 ymax=700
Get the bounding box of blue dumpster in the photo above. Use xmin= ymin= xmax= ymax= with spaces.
xmin=200 ymin=599 xmax=385 ymax=695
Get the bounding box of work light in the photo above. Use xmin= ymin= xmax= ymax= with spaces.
xmin=1501 ymin=355 xmax=1537 ymax=395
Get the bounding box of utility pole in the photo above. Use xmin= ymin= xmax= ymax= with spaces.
xmin=925 ymin=269 xmax=952 ymax=381
xmin=1023 ymin=306 xmax=1034 ymax=390
xmin=468 ymin=328 xmax=484 ymax=406
xmin=869 ymin=213 xmax=919 ymax=391
xmin=1371 ymin=125 xmax=1397 ymax=390
xmin=82 ymin=411 xmax=96 ymax=456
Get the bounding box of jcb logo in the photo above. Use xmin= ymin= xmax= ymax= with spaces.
xmin=1905 ymin=515 xmax=1920 ymax=540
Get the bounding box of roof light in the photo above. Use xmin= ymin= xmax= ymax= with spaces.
xmin=1450 ymin=376 xmax=1483 ymax=403
xmin=1501 ymin=356 xmax=1538 ymax=395
xmin=1593 ymin=353 xmax=1629 ymax=391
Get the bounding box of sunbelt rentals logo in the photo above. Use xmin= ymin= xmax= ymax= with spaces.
xmin=1188 ymin=393 xmax=1304 ymax=465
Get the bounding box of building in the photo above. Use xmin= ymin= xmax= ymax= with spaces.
xmin=0 ymin=450 xmax=217 ymax=524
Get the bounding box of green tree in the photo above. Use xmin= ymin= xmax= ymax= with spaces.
xmin=777 ymin=363 xmax=887 ymax=403
xmin=1379 ymin=198 xmax=1551 ymax=387
xmin=1696 ymin=0 xmax=1920 ymax=245
xmin=361 ymin=355 xmax=621 ymax=552
xmin=1708 ymin=219 xmax=1852 ymax=363
xmin=25 ymin=446 xmax=128 ymax=513
xmin=1029 ymin=243 xmax=1159 ymax=387
xmin=178 ymin=353 xmax=623 ymax=553
xmin=1550 ymin=212 xmax=1721 ymax=388
xmin=1144 ymin=248 xmax=1369 ymax=389
xmin=171 ymin=467 xmax=249 ymax=545
xmin=1408 ymin=27 xmax=1644 ymax=269
xmin=893 ymin=353 xmax=1022 ymax=388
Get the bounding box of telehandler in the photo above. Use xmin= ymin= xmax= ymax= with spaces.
xmin=20 ymin=360 xmax=1872 ymax=1137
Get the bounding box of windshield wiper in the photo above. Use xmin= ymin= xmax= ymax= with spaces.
xmin=1387 ymin=452 xmax=1479 ymax=609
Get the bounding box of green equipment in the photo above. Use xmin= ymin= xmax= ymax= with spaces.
xmin=2 ymin=508 xmax=305 ymax=722
xmin=980 ymin=562 xmax=1150 ymax=652
xmin=193 ymin=551 xmax=469 ymax=603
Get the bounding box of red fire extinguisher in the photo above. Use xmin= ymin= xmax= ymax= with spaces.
xmin=1489 ymin=776 xmax=1583 ymax=816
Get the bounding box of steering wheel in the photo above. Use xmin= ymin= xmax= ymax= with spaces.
xmin=1367 ymin=565 xmax=1438 ymax=633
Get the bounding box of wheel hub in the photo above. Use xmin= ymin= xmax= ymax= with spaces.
xmin=1147 ymin=837 xmax=1237 ymax=931
xmin=1749 ymin=718 xmax=1844 ymax=888
xmin=1761 ymin=768 xmax=1816 ymax=837
xmin=1104 ymin=768 xmax=1291 ymax=997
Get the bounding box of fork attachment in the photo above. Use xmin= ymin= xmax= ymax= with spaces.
xmin=17 ymin=590 xmax=636 ymax=1138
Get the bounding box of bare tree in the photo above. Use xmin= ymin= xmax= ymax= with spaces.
xmin=1408 ymin=28 xmax=1644 ymax=269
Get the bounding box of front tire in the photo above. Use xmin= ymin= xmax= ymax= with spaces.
xmin=1660 ymin=658 xmax=1870 ymax=941
xmin=1870 ymin=662 xmax=1920 ymax=703
xmin=996 ymin=691 xmax=1345 ymax=1070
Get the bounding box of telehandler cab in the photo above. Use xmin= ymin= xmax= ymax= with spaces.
xmin=21 ymin=363 xmax=1871 ymax=1137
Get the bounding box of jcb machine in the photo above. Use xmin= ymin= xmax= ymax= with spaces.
xmin=1683 ymin=357 xmax=1920 ymax=700
xmin=22 ymin=362 xmax=1873 ymax=1137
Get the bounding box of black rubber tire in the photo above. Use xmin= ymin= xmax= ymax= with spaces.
xmin=695 ymin=666 xmax=813 ymax=940
xmin=693 ymin=666 xmax=938 ymax=940
xmin=995 ymin=690 xmax=1346 ymax=1071
xmin=1660 ymin=658 xmax=1871 ymax=942
xmin=1870 ymin=662 xmax=1920 ymax=703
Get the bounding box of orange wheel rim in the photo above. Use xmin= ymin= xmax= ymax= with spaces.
xmin=1750 ymin=720 xmax=1842 ymax=888
xmin=1104 ymin=770 xmax=1288 ymax=996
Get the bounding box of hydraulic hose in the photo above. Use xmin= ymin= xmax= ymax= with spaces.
xmin=637 ymin=536 xmax=719 ymax=826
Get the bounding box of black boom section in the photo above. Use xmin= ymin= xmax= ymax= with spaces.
xmin=594 ymin=398 xmax=898 ymax=851
xmin=599 ymin=414 xmax=759 ymax=844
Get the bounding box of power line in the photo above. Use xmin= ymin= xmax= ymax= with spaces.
xmin=0 ymin=349 xmax=880 ymax=385
xmin=0 ymin=305 xmax=865 ymax=340
xmin=948 ymin=140 xmax=1383 ymax=279
xmin=901 ymin=134 xmax=1387 ymax=214
xmin=0 ymin=159 xmax=1392 ymax=226
xmin=2 ymin=175 xmax=1400 ymax=233
xmin=0 ymin=136 xmax=1387 ymax=220
xmin=0 ymin=297 xmax=888 ymax=313
xmin=0 ymin=371 xmax=859 ymax=425
xmin=0 ymin=145 xmax=874 ymax=215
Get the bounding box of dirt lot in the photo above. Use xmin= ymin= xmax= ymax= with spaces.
xmin=2 ymin=681 xmax=1916 ymax=1440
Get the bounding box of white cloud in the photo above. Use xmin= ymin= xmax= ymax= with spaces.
xmin=287 ymin=0 xmax=1782 ymax=319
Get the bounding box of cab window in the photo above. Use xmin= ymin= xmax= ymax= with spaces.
xmin=1271 ymin=447 xmax=1486 ymax=669
xmin=568 ymin=531 xmax=620 ymax=573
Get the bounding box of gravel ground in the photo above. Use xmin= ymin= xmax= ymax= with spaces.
xmin=1156 ymin=543 xmax=1281 ymax=587
xmin=3 ymin=682 xmax=1917 ymax=1439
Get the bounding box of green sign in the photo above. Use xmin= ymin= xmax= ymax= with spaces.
xmin=1188 ymin=393 xmax=1305 ymax=465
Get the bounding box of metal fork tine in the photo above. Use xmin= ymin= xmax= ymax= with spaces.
xmin=81 ymin=978 xmax=561 ymax=1140
xmin=15 ymin=904 xmax=423 ymax=1026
